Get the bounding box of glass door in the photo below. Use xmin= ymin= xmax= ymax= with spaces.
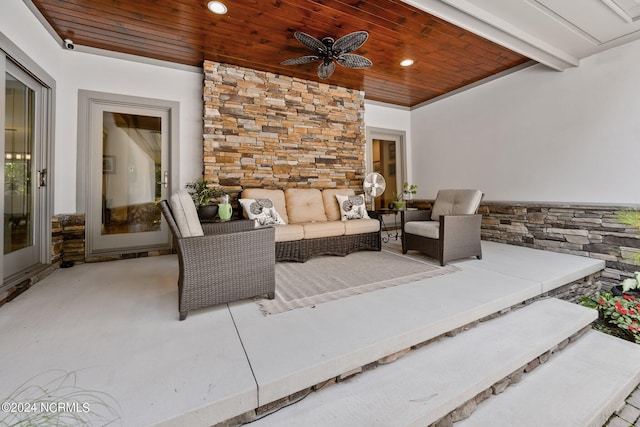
xmin=86 ymin=102 xmax=170 ymax=255
xmin=3 ymin=63 xmax=45 ymax=279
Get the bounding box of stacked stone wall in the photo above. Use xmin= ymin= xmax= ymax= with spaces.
xmin=412 ymin=200 xmax=639 ymax=288
xmin=202 ymin=61 xmax=366 ymax=201
xmin=479 ymin=202 xmax=639 ymax=288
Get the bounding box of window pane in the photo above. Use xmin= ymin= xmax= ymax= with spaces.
xmin=4 ymin=72 xmax=34 ymax=254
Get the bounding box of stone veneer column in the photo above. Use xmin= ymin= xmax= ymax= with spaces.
xmin=202 ymin=61 xmax=366 ymax=196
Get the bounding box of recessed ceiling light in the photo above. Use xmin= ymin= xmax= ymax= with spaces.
xmin=207 ymin=1 xmax=228 ymax=15
xmin=400 ymin=59 xmax=414 ymax=67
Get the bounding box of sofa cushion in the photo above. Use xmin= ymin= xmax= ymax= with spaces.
xmin=431 ymin=189 xmax=483 ymax=220
xmin=405 ymin=221 xmax=440 ymax=239
xmin=169 ymin=190 xmax=204 ymax=238
xmin=241 ymin=189 xmax=288 ymax=223
xmin=301 ymin=221 xmax=345 ymax=239
xmin=322 ymin=188 xmax=355 ymax=221
xmin=343 ymin=218 xmax=380 ymax=235
xmin=285 ymin=189 xmax=327 ymax=224
xmin=238 ymin=198 xmax=286 ymax=226
xmin=274 ymin=224 xmax=305 ymax=242
xmin=335 ymin=194 xmax=370 ymax=220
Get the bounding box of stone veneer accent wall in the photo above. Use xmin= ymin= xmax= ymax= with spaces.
xmin=479 ymin=202 xmax=640 ymax=287
xmin=411 ymin=200 xmax=639 ymax=288
xmin=202 ymin=61 xmax=366 ymax=197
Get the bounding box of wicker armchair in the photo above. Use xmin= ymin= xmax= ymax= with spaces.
xmin=401 ymin=189 xmax=483 ymax=266
xmin=160 ymin=200 xmax=275 ymax=320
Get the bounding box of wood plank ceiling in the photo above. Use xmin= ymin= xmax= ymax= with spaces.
xmin=30 ymin=0 xmax=531 ymax=107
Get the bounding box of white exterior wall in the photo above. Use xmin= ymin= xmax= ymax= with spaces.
xmin=410 ymin=39 xmax=640 ymax=204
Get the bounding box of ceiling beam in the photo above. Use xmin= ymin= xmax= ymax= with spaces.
xmin=402 ymin=0 xmax=580 ymax=70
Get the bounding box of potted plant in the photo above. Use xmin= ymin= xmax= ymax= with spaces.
xmin=612 ymin=272 xmax=640 ymax=297
xmin=391 ymin=192 xmax=406 ymax=210
xmin=185 ymin=178 xmax=221 ymax=220
xmin=403 ymin=182 xmax=418 ymax=201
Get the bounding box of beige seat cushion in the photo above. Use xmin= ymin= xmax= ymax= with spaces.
xmin=301 ymin=221 xmax=345 ymax=239
xmin=405 ymin=221 xmax=440 ymax=239
xmin=169 ymin=190 xmax=204 ymax=238
xmin=242 ymin=189 xmax=288 ymax=223
xmin=274 ymin=224 xmax=304 ymax=242
xmin=322 ymin=188 xmax=355 ymax=221
xmin=431 ymin=189 xmax=483 ymax=220
xmin=343 ymin=218 xmax=380 ymax=235
xmin=285 ymin=189 xmax=327 ymax=224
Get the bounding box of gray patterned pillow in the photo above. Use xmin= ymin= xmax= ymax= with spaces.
xmin=335 ymin=194 xmax=370 ymax=220
xmin=239 ymin=198 xmax=286 ymax=226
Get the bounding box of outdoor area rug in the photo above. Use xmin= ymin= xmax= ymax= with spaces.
xmin=257 ymin=248 xmax=460 ymax=315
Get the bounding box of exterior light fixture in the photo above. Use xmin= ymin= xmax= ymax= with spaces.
xmin=400 ymin=59 xmax=414 ymax=67
xmin=207 ymin=1 xmax=228 ymax=14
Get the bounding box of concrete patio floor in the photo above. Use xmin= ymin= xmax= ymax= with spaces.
xmin=0 ymin=241 xmax=606 ymax=426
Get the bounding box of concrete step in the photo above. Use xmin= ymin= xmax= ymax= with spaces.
xmin=457 ymin=329 xmax=640 ymax=427
xmin=250 ymin=298 xmax=597 ymax=426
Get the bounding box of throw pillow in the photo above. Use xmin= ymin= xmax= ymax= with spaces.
xmin=335 ymin=194 xmax=370 ymax=221
xmin=238 ymin=198 xmax=286 ymax=226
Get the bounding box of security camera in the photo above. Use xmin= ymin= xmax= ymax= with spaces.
xmin=63 ymin=39 xmax=75 ymax=50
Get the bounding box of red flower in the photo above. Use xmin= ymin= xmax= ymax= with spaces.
xmin=599 ymin=298 xmax=606 ymax=305
xmin=615 ymin=301 xmax=629 ymax=315
xmin=624 ymin=295 xmax=637 ymax=301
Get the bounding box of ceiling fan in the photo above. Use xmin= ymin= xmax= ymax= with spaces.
xmin=281 ymin=31 xmax=373 ymax=79
xmin=363 ymin=172 xmax=386 ymax=211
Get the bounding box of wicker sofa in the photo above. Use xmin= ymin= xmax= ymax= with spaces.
xmin=240 ymin=188 xmax=381 ymax=262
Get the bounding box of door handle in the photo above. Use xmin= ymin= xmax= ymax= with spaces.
xmin=38 ymin=169 xmax=47 ymax=187
xmin=163 ymin=171 xmax=168 ymax=188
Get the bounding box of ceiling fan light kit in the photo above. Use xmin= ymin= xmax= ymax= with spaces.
xmin=281 ymin=31 xmax=372 ymax=79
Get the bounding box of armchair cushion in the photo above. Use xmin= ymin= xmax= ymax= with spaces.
xmin=404 ymin=221 xmax=440 ymax=239
xmin=431 ymin=189 xmax=483 ymax=220
xmin=169 ymin=190 xmax=204 ymax=237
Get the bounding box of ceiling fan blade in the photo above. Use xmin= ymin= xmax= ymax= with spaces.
xmin=294 ymin=32 xmax=328 ymax=55
xmin=281 ymin=55 xmax=320 ymax=65
xmin=336 ymin=54 xmax=372 ymax=69
xmin=332 ymin=31 xmax=369 ymax=54
xmin=317 ymin=60 xmax=336 ymax=79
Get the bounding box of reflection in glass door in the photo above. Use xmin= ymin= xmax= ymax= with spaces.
xmin=101 ymin=113 xmax=162 ymax=236
xmin=3 ymin=65 xmax=43 ymax=279
xmin=372 ymin=138 xmax=397 ymax=210
xmin=87 ymin=101 xmax=170 ymax=255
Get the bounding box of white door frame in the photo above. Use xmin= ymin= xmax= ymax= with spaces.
xmin=365 ymin=126 xmax=407 ymax=194
xmin=77 ymin=90 xmax=180 ymax=258
xmin=1 ymin=32 xmax=54 ymax=288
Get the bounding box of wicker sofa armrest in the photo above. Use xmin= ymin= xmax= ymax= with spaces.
xmin=177 ymin=226 xmax=275 ymax=278
xmin=201 ymin=219 xmax=256 ymax=235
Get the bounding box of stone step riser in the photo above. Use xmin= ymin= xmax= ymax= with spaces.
xmin=242 ymin=298 xmax=599 ymax=427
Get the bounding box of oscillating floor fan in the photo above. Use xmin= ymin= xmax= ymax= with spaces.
xmin=363 ymin=172 xmax=386 ymax=211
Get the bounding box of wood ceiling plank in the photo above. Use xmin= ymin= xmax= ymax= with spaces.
xmin=31 ymin=0 xmax=531 ymax=107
